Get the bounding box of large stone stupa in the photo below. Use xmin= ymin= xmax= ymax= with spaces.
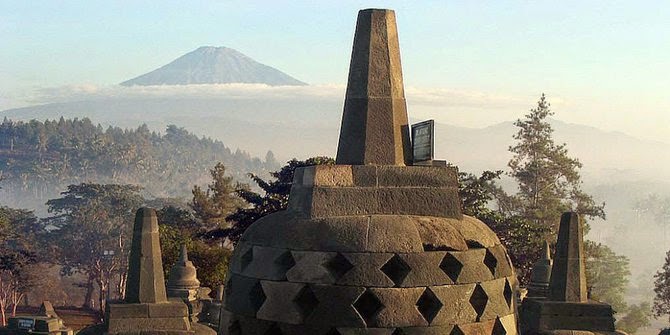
xmin=221 ymin=8 xmax=518 ymax=334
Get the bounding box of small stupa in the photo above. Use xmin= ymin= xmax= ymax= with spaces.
xmin=168 ymin=245 xmax=202 ymax=300
xmin=220 ymin=8 xmax=518 ymax=334
xmin=526 ymin=241 xmax=552 ymax=299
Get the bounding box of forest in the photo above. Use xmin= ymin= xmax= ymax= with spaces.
xmin=0 ymin=117 xmax=279 ymax=210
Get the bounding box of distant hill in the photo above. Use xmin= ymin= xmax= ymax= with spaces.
xmin=120 ymin=46 xmax=307 ymax=86
xmin=3 ymin=96 xmax=668 ymax=183
xmin=0 ymin=117 xmax=279 ymax=211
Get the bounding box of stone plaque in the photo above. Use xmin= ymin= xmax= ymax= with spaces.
xmin=412 ymin=120 xmax=434 ymax=162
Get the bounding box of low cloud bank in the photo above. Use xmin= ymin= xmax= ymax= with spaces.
xmin=19 ymin=83 xmax=543 ymax=128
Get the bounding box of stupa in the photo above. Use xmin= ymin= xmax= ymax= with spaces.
xmin=519 ymin=212 xmax=625 ymax=335
xmin=168 ymin=245 xmax=202 ymax=301
xmin=220 ymin=8 xmax=518 ymax=334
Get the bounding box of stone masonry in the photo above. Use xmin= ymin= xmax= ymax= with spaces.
xmin=220 ymin=9 xmax=518 ymax=335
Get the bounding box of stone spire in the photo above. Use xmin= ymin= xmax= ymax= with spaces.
xmin=335 ymin=9 xmax=412 ymax=166
xmin=167 ymin=244 xmax=201 ymax=296
xmin=549 ymin=212 xmax=588 ymax=302
xmin=125 ymin=207 xmax=167 ymax=304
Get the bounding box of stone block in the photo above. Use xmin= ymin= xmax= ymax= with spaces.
xmin=286 ymin=251 xmax=338 ymax=284
xmin=352 ymin=165 xmax=379 ymax=187
xmin=431 ymin=283 xmax=478 ymax=325
xmin=479 ymin=277 xmax=515 ymax=321
xmin=305 ymin=284 xmax=366 ymax=327
xmin=107 ymin=317 xmax=190 ymax=333
xmin=287 ymin=185 xmax=313 ymax=214
xmin=310 ymin=187 xmax=379 ymax=217
xmin=239 ymin=246 xmax=295 ymax=281
xmin=228 ymin=243 xmax=252 ymax=274
xmin=458 ymin=318 xmax=496 ymax=335
xmin=223 ymin=274 xmax=266 ymax=317
xmin=309 ymin=165 xmax=354 ymax=187
xmin=108 ymin=303 xmax=150 ymax=319
xmin=366 ymin=287 xmax=428 ymax=327
xmin=256 ymin=281 xmax=306 ymax=324
xmin=376 ymin=187 xmax=461 ymax=218
xmin=457 ymin=216 xmax=501 ymax=248
xmin=375 ymin=165 xmax=458 ymax=187
xmin=448 ymin=249 xmax=494 ymax=284
xmin=397 ymin=252 xmax=452 ymax=287
xmin=337 ymin=328 xmax=396 ymax=335
xmin=367 ymin=216 xmax=425 ymax=253
xmin=147 ymin=302 xmax=188 ymax=318
xmin=413 ymin=217 xmax=468 ymax=251
xmin=241 ymin=213 xmax=371 ymax=252
xmin=488 ymin=244 xmax=515 ymax=278
xmin=392 ymin=325 xmax=456 ymax=335
xmin=337 ymin=253 xmax=395 ymax=287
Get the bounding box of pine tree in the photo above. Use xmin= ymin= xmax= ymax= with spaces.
xmin=508 ymin=93 xmax=605 ymax=234
xmin=654 ymin=250 xmax=670 ymax=322
xmin=191 ymin=162 xmax=244 ymax=229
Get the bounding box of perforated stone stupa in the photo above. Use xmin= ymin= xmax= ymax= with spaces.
xmin=220 ymin=8 xmax=518 ymax=335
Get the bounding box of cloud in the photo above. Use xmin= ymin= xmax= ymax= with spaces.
xmin=15 ymin=83 xmax=550 ymax=129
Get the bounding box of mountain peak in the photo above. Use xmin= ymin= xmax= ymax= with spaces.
xmin=120 ymin=46 xmax=307 ymax=86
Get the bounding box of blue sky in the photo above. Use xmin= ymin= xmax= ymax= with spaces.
xmin=1 ymin=1 xmax=669 ymax=142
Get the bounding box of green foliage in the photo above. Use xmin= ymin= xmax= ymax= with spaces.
xmin=458 ymin=171 xmax=549 ymax=284
xmin=585 ymin=241 xmax=630 ymax=312
xmin=156 ymin=194 xmax=232 ymax=290
xmin=616 ymin=302 xmax=651 ymax=334
xmin=221 ymin=156 xmax=335 ymax=243
xmin=508 ymin=94 xmax=605 ymax=234
xmin=44 ymin=183 xmax=144 ymax=308
xmin=191 ymin=163 xmax=244 ymax=230
xmin=0 ymin=118 xmax=277 ymax=208
xmin=654 ymin=250 xmax=670 ymax=322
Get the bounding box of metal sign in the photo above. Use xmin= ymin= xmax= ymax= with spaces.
xmin=411 ymin=120 xmax=434 ymax=163
xmin=17 ymin=318 xmax=35 ymax=330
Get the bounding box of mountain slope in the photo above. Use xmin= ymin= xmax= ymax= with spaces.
xmin=120 ymin=46 xmax=307 ymax=86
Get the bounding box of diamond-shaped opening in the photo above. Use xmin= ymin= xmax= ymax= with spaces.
xmin=380 ymin=254 xmax=411 ymax=287
xmin=353 ymin=289 xmax=383 ymax=326
xmin=264 ymin=323 xmax=283 ymax=335
xmin=325 ymin=328 xmax=342 ymax=335
xmin=492 ymin=317 xmax=507 ymax=335
xmin=469 ymin=284 xmax=488 ymax=321
xmin=416 ymin=288 xmax=443 ymax=324
xmin=228 ymin=320 xmax=242 ymax=335
xmin=293 ymin=285 xmax=319 ymax=319
xmin=249 ymin=281 xmax=266 ymax=312
xmin=503 ymin=279 xmax=513 ymax=308
xmin=240 ymin=247 xmax=254 ymax=272
xmin=484 ymin=249 xmax=498 ymax=276
xmin=324 ymin=253 xmax=354 ymax=280
xmin=450 ymin=325 xmax=465 ymax=335
xmin=439 ymin=253 xmax=463 ymax=282
xmin=275 ymin=251 xmax=296 ymax=278
xmin=392 ymin=328 xmax=406 ymax=335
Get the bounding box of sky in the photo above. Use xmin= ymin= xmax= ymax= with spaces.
xmin=1 ymin=0 xmax=669 ymax=143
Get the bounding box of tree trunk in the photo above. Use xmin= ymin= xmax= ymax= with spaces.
xmin=83 ymin=275 xmax=95 ymax=309
xmin=0 ymin=302 xmax=5 ymax=327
